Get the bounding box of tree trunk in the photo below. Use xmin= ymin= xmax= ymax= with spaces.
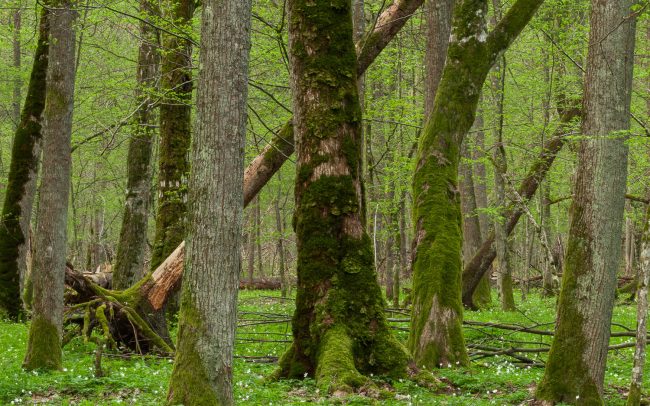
xmin=166 ymin=0 xmax=251 ymax=402
xmin=112 ymin=0 xmax=160 ymax=290
xmin=461 ymin=106 xmax=580 ymax=308
xmin=0 ymin=9 xmax=48 ymax=320
xmin=12 ymin=6 xmax=22 ymax=132
xmin=627 ymin=203 xmax=650 ymax=406
xmin=460 ymin=140 xmax=490 ymax=307
xmin=409 ymin=0 xmax=544 ymax=368
xmin=536 ymin=0 xmax=636 ymax=402
xmin=242 ymin=0 xmax=427 ymax=208
xmin=274 ymin=181 xmax=288 ymax=298
xmin=491 ymin=47 xmax=515 ymax=311
xmin=275 ymin=0 xmax=409 ymax=391
xmin=255 ymin=196 xmax=263 ymax=278
xmin=24 ymin=0 xmax=76 ymax=370
xmin=150 ymin=0 xmax=194 ymax=270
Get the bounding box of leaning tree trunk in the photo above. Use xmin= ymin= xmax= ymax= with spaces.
xmin=275 ymin=0 xmax=409 ymax=392
xmin=24 ymin=0 xmax=76 ymax=371
xmin=150 ymin=0 xmax=194 ymax=270
xmin=535 ymin=0 xmax=636 ymax=403
xmin=461 ymin=105 xmax=580 ymax=308
xmin=112 ymin=0 xmax=160 ymax=290
xmin=167 ymin=0 xmax=251 ymax=401
xmin=409 ymin=0 xmax=544 ymax=369
xmin=0 ymin=9 xmax=49 ymax=321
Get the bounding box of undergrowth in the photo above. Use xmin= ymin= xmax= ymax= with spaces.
xmin=0 ymin=289 xmax=647 ymax=404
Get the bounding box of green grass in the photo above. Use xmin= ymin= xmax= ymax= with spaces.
xmin=0 ymin=289 xmax=647 ymax=404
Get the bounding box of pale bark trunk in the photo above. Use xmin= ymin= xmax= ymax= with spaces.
xmin=12 ymin=6 xmax=22 ymax=131
xmin=536 ymin=0 xmax=636 ymax=402
xmin=112 ymin=0 xmax=160 ymax=290
xmin=166 ymin=0 xmax=251 ymax=403
xmin=24 ymin=0 xmax=76 ymax=370
xmin=627 ymin=203 xmax=650 ymax=406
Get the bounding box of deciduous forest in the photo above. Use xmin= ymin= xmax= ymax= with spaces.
xmin=0 ymin=0 xmax=649 ymax=404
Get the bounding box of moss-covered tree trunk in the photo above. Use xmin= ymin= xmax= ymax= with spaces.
xmin=535 ymin=0 xmax=636 ymax=403
xmin=166 ymin=0 xmax=251 ymax=402
xmin=112 ymin=0 xmax=160 ymax=290
xmin=0 ymin=9 xmax=49 ymax=320
xmin=409 ymin=0 xmax=544 ymax=369
xmin=150 ymin=0 xmax=194 ymax=270
xmin=23 ymin=0 xmax=76 ymax=370
xmin=275 ymin=0 xmax=409 ymax=392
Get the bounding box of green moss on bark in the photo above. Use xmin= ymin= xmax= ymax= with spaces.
xmin=535 ymin=212 xmax=603 ymax=404
xmin=0 ymin=9 xmax=49 ymax=321
xmin=167 ymin=290 xmax=220 ymax=405
xmin=23 ymin=315 xmax=62 ymax=371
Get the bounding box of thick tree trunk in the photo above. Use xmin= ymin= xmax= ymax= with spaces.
xmin=275 ymin=0 xmax=409 ymax=391
xmin=409 ymin=0 xmax=544 ymax=369
xmin=0 ymin=9 xmax=48 ymax=320
xmin=24 ymin=0 xmax=76 ymax=370
xmin=166 ymin=0 xmax=251 ymax=403
xmin=461 ymin=106 xmax=580 ymax=308
xmin=536 ymin=0 xmax=636 ymax=403
xmin=242 ymin=0 xmax=426 ymax=208
xmin=423 ymin=0 xmax=454 ymax=119
xmin=150 ymin=0 xmax=194 ymax=270
xmin=627 ymin=203 xmax=650 ymax=406
xmin=112 ymin=0 xmax=160 ymax=290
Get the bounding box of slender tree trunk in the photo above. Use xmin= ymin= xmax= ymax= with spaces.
xmin=460 ymin=140 xmax=490 ymax=307
xmin=627 ymin=203 xmax=650 ymax=406
xmin=536 ymin=0 xmax=636 ymax=402
xmin=461 ymin=106 xmax=580 ymax=307
xmin=112 ymin=0 xmax=160 ymax=290
xmin=491 ymin=47 xmax=515 ymax=311
xmin=12 ymin=6 xmax=22 ymax=132
xmin=276 ymin=0 xmax=409 ymax=391
xmin=409 ymin=0 xmax=544 ymax=368
xmin=151 ymin=0 xmax=194 ymax=270
xmin=24 ymin=0 xmax=76 ymax=370
xmin=166 ymin=0 xmax=251 ymax=403
xmin=255 ymin=197 xmax=263 ymax=278
xmin=274 ymin=179 xmax=288 ymax=298
xmin=0 ymin=9 xmax=49 ymax=320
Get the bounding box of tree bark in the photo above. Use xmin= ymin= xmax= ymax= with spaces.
xmin=275 ymin=0 xmax=409 ymax=391
xmin=112 ymin=0 xmax=160 ymax=290
xmin=536 ymin=0 xmax=636 ymax=402
xmin=24 ymin=0 xmax=76 ymax=370
xmin=461 ymin=106 xmax=580 ymax=308
xmin=242 ymin=0 xmax=427 ymax=208
xmin=0 ymin=9 xmax=48 ymax=320
xmin=166 ymin=0 xmax=251 ymax=403
xmin=150 ymin=0 xmax=194 ymax=270
xmin=409 ymin=0 xmax=544 ymax=369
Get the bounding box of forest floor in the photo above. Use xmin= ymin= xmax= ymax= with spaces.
xmin=0 ymin=289 xmax=646 ymax=405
